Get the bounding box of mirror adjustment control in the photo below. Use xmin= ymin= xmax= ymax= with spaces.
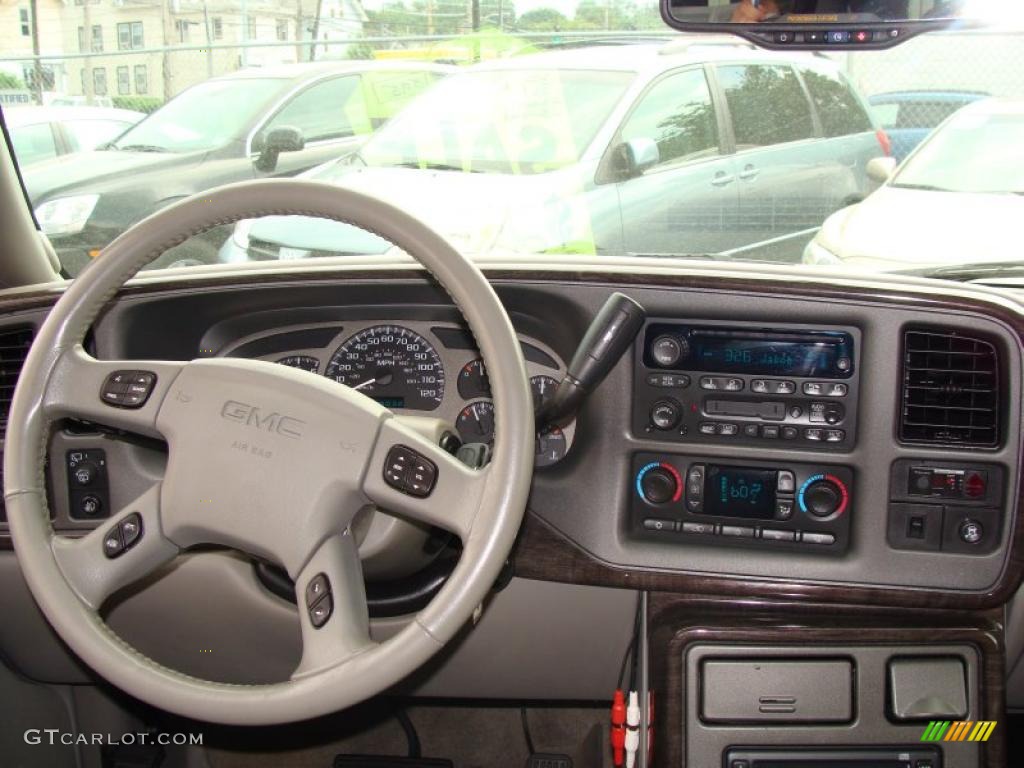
xmin=101 ymin=370 xmax=156 ymax=409
xmin=102 ymin=513 xmax=143 ymax=559
xmin=383 ymin=446 xmax=437 ymax=498
xmin=305 ymin=572 xmax=333 ymax=629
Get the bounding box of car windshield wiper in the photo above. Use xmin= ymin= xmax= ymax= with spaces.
xmin=391 ymin=161 xmax=484 ymax=173
xmin=909 ymin=261 xmax=1024 ymax=282
xmin=115 ymin=143 xmax=170 ymax=153
xmin=890 ymin=182 xmax=956 ymax=192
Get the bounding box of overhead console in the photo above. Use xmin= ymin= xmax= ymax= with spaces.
xmin=633 ymin=321 xmax=860 ymax=450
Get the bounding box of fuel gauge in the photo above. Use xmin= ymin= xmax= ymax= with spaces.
xmin=530 ymin=375 xmax=559 ymax=410
xmin=458 ymin=358 xmax=491 ymax=400
xmin=535 ymin=426 xmax=567 ymax=467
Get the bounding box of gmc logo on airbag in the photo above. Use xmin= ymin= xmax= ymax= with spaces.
xmin=220 ymin=400 xmax=305 ymax=439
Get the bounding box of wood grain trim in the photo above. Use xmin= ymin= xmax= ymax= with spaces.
xmin=646 ymin=597 xmax=1007 ymax=767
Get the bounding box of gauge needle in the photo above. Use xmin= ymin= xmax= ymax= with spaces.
xmin=352 ymin=379 xmax=376 ymax=391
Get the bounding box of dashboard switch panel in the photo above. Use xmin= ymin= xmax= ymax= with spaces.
xmin=633 ymin=321 xmax=860 ymax=450
xmin=630 ymin=453 xmax=852 ymax=554
xmin=67 ymin=449 xmax=111 ymax=520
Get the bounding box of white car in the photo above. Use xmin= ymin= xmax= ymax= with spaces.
xmin=4 ymin=105 xmax=144 ymax=167
xmin=804 ymin=98 xmax=1024 ymax=270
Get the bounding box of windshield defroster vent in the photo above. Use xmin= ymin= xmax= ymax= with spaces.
xmin=900 ymin=328 xmax=1000 ymax=448
xmin=0 ymin=326 xmax=34 ymax=435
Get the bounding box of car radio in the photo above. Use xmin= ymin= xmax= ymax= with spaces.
xmin=630 ymin=453 xmax=853 ymax=553
xmin=633 ymin=321 xmax=860 ymax=450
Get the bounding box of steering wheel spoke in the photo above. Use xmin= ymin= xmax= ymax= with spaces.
xmin=363 ymin=416 xmax=488 ymax=541
xmin=291 ymin=529 xmax=375 ymax=679
xmin=51 ymin=483 xmax=178 ymax=611
xmin=44 ymin=345 xmax=185 ymax=438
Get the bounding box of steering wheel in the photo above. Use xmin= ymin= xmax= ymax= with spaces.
xmin=4 ymin=180 xmax=535 ymax=725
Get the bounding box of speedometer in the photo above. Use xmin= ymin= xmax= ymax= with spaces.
xmin=325 ymin=325 xmax=445 ymax=411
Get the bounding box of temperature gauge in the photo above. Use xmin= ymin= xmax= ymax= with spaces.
xmin=456 ymin=401 xmax=495 ymax=444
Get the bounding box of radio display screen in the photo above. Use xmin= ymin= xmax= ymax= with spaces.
xmin=705 ymin=465 xmax=776 ymax=519
xmin=690 ymin=336 xmax=844 ymax=377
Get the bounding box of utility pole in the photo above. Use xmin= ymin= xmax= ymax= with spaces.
xmin=309 ymin=0 xmax=324 ymax=61
xmin=203 ymin=0 xmax=214 ymax=77
xmin=83 ymin=0 xmax=94 ymax=103
xmin=241 ymin=0 xmax=249 ymax=66
xmin=161 ymin=0 xmax=174 ymax=100
xmin=28 ymin=0 xmax=43 ymax=104
xmin=295 ymin=0 xmax=304 ymax=62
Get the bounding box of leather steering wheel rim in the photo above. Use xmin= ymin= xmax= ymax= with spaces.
xmin=4 ymin=179 xmax=535 ymax=725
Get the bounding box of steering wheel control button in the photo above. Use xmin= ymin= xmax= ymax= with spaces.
xmin=303 ymin=573 xmax=334 ymax=630
xmin=67 ymin=449 xmax=111 ymax=520
xmin=383 ymin=446 xmax=438 ymax=498
xmin=103 ymin=513 xmax=143 ymax=559
xmin=309 ymin=595 xmax=333 ymax=629
xmin=101 ymin=370 xmax=156 ymax=408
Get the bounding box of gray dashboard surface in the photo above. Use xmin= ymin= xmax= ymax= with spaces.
xmin=69 ymin=278 xmax=1024 ymax=594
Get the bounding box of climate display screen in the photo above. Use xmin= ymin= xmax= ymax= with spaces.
xmin=705 ymin=465 xmax=776 ymax=520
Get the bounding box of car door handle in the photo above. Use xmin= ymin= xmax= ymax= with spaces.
xmin=711 ymin=172 xmax=735 ymax=187
xmin=739 ymin=165 xmax=759 ymax=181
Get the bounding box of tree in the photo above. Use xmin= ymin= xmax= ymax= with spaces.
xmin=0 ymin=72 xmax=26 ymax=91
xmin=516 ymin=7 xmax=567 ymax=31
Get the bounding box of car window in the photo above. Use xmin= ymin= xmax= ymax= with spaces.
xmin=895 ymin=100 xmax=975 ymax=129
xmin=263 ymin=76 xmax=369 ymax=144
xmin=619 ymin=68 xmax=719 ymax=167
xmin=10 ymin=122 xmax=58 ymax=165
xmin=362 ymin=70 xmax=447 ymax=129
xmin=63 ymin=118 xmax=134 ymax=151
xmin=718 ymin=64 xmax=815 ymax=148
xmin=801 ymin=67 xmax=873 ymax=138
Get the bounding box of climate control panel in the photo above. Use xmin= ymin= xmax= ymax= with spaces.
xmin=631 ymin=453 xmax=853 ymax=553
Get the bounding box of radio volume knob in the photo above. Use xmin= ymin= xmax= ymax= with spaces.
xmin=650 ymin=334 xmax=689 ymax=368
xmin=803 ymin=479 xmax=844 ymax=518
xmin=650 ymin=398 xmax=682 ymax=430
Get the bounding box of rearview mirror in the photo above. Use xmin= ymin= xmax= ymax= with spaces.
xmin=617 ymin=138 xmax=660 ymax=178
xmin=867 ymin=156 xmax=897 ymax=183
xmin=254 ymin=126 xmax=305 ymax=172
xmin=660 ymin=1 xmax=986 ymax=49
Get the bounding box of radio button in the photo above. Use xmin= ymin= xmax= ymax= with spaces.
xmin=724 ymin=378 xmax=744 ymax=392
xmin=751 ymin=379 xmax=769 ymax=393
xmin=801 ymin=532 xmax=837 ymax=545
xmin=650 ymin=399 xmax=682 ymax=430
xmin=825 ymin=429 xmax=845 ymax=443
xmin=651 ymin=334 xmax=686 ymax=368
xmin=643 ymin=518 xmax=678 ymax=532
xmin=803 ymin=381 xmax=825 ymax=396
xmin=782 ymin=426 xmax=800 ymax=440
xmin=776 ymin=499 xmax=795 ymax=519
xmin=761 ymin=425 xmax=780 ymax=439
xmin=827 ymin=383 xmax=848 ymax=397
xmin=804 ymin=428 xmax=824 ymax=441
xmin=720 ymin=525 xmax=755 ymax=538
xmin=743 ymin=423 xmax=760 ymax=438
xmin=789 ymin=405 xmax=803 ymax=419
xmin=777 ymin=471 xmax=796 ymax=494
xmin=775 ymin=380 xmax=796 ymax=395
xmin=646 ymin=373 xmax=690 ymax=388
xmin=699 ymin=377 xmax=719 ymax=391
xmin=682 ymin=521 xmax=715 ymax=535
xmin=761 ymin=528 xmax=796 ymax=542
xmin=837 ymin=357 xmax=852 ymax=373
xmin=699 ymin=422 xmax=717 ymax=435
xmin=718 ymin=423 xmax=739 ymax=436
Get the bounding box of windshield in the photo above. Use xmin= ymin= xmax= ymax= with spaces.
xmin=891 ymin=106 xmax=1024 ymax=194
xmin=2 ymin=0 xmax=1022 ymax=276
xmin=360 ymin=69 xmax=634 ymax=174
xmin=110 ymin=78 xmax=281 ymax=153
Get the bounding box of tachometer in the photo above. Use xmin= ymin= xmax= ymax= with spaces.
xmin=325 ymin=325 xmax=445 ymax=410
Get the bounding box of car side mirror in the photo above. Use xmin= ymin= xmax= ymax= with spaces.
xmin=254 ymin=126 xmax=305 ymax=172
xmin=617 ymin=138 xmax=660 ymax=179
xmin=867 ymin=156 xmax=897 ymax=184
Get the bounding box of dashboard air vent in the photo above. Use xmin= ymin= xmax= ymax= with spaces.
xmin=900 ymin=328 xmax=999 ymax=447
xmin=0 ymin=326 xmax=34 ymax=434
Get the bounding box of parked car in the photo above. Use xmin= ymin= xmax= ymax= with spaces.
xmin=804 ymin=98 xmax=1023 ymax=270
xmin=24 ymin=61 xmax=451 ymax=274
xmin=4 ymin=105 xmax=144 ymax=167
xmin=868 ymin=89 xmax=989 ymax=161
xmin=221 ymin=41 xmax=887 ymax=264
